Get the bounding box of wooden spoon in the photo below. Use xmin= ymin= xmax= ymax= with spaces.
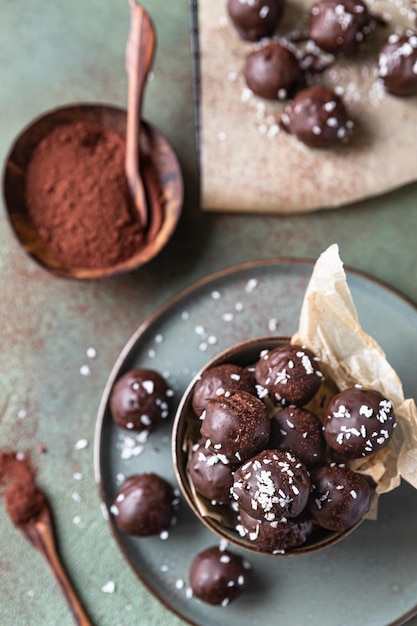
xmin=17 ymin=501 xmax=93 ymax=626
xmin=125 ymin=1 xmax=156 ymax=232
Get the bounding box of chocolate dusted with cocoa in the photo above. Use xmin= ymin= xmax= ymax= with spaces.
xmin=200 ymin=390 xmax=271 ymax=463
xmin=308 ymin=0 xmax=375 ymax=55
xmin=110 ymin=368 xmax=172 ymax=431
xmin=269 ymin=406 xmax=327 ymax=467
xmin=111 ymin=473 xmax=177 ymax=536
xmin=323 ymin=387 xmax=396 ymax=458
xmin=191 ymin=363 xmax=256 ymax=416
xmin=378 ymin=31 xmax=417 ymax=97
xmin=189 ymin=545 xmax=250 ymax=606
xmin=227 ymin=0 xmax=285 ymax=42
xmin=232 ymin=449 xmax=312 ymax=521
xmin=243 ymin=41 xmax=306 ymax=101
xmin=281 ymin=85 xmax=353 ymax=148
xmin=308 ymin=463 xmax=374 ymax=530
xmin=255 ymin=342 xmax=323 ymax=405
xmin=187 ymin=439 xmax=238 ymax=504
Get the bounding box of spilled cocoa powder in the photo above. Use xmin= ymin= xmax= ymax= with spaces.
xmin=0 ymin=450 xmax=46 ymax=525
xmin=24 ymin=121 xmax=145 ymax=269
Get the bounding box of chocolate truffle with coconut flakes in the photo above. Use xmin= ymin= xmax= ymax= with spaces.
xmin=227 ymin=0 xmax=285 ymax=42
xmin=110 ymin=368 xmax=172 ymax=431
xmin=269 ymin=406 xmax=327 ymax=467
xmin=189 ymin=545 xmax=250 ymax=606
xmin=308 ymin=0 xmax=375 ymax=55
xmin=323 ymin=387 xmax=396 ymax=459
xmin=191 ymin=363 xmax=256 ymax=416
xmin=237 ymin=507 xmax=315 ymax=552
xmin=243 ymin=41 xmax=306 ymax=101
xmin=232 ymin=449 xmax=312 ymax=522
xmin=281 ymin=85 xmax=353 ymax=148
xmin=200 ymin=390 xmax=270 ymax=463
xmin=308 ymin=464 xmax=374 ymax=531
xmin=111 ymin=473 xmax=177 ymax=536
xmin=378 ymin=31 xmax=417 ymax=96
xmin=187 ymin=439 xmax=238 ymax=504
xmin=255 ymin=343 xmax=323 ymax=405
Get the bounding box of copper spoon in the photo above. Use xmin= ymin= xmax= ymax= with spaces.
xmin=17 ymin=501 xmax=93 ymax=626
xmin=125 ymin=0 xmax=156 ymax=232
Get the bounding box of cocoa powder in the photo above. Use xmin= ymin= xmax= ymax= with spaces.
xmin=0 ymin=450 xmax=46 ymax=525
xmin=24 ymin=121 xmax=145 ymax=269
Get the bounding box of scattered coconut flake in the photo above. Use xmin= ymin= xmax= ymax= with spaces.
xmin=74 ymin=438 xmax=88 ymax=450
xmin=101 ymin=581 xmax=116 ymax=594
xmin=80 ymin=364 xmax=91 ymax=376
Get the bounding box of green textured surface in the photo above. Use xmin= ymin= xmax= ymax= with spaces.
xmin=0 ymin=1 xmax=416 ymax=625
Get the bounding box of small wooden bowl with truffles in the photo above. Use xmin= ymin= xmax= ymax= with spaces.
xmin=172 ymin=336 xmax=397 ymax=556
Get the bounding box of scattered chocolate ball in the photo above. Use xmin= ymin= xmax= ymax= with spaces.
xmin=255 ymin=343 xmax=323 ymax=405
xmin=308 ymin=464 xmax=374 ymax=531
xmin=110 ymin=369 xmax=172 ymax=431
xmin=237 ymin=507 xmax=315 ymax=553
xmin=192 ymin=363 xmax=256 ymax=416
xmin=200 ymin=390 xmax=270 ymax=463
xmin=269 ymin=406 xmax=327 ymax=467
xmin=187 ymin=439 xmax=238 ymax=504
xmin=232 ymin=449 xmax=312 ymax=522
xmin=281 ymin=85 xmax=353 ymax=148
xmin=227 ymin=0 xmax=285 ymax=42
xmin=189 ymin=545 xmax=250 ymax=606
xmin=308 ymin=0 xmax=375 ymax=55
xmin=323 ymin=387 xmax=396 ymax=458
xmin=378 ymin=31 xmax=417 ymax=96
xmin=243 ymin=41 xmax=305 ymax=100
xmin=111 ymin=473 xmax=177 ymax=536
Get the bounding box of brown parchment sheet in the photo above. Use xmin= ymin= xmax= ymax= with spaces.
xmin=292 ymin=244 xmax=417 ymax=496
xmin=198 ymin=0 xmax=417 ymax=213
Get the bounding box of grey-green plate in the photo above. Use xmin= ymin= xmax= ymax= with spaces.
xmin=94 ymin=258 xmax=417 ymax=626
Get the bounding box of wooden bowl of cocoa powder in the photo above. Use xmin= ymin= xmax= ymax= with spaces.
xmin=2 ymin=103 xmax=183 ymax=279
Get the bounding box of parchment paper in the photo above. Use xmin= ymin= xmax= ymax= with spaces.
xmin=198 ymin=0 xmax=417 ymax=213
xmin=292 ymin=244 xmax=417 ymax=493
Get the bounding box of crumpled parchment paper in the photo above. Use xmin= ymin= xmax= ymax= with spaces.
xmin=292 ymin=244 xmax=417 ymax=494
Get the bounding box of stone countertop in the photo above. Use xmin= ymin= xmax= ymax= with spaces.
xmin=0 ymin=1 xmax=416 ymax=625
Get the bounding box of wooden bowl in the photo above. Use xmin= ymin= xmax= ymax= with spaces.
xmin=2 ymin=103 xmax=183 ymax=279
xmin=172 ymin=336 xmax=365 ymax=557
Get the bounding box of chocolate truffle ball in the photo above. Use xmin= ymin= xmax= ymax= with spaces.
xmin=237 ymin=507 xmax=315 ymax=552
xmin=308 ymin=0 xmax=374 ymax=55
xmin=110 ymin=369 xmax=172 ymax=431
xmin=187 ymin=439 xmax=237 ymax=504
xmin=227 ymin=0 xmax=285 ymax=42
xmin=232 ymin=449 xmax=312 ymax=522
xmin=189 ymin=545 xmax=250 ymax=606
xmin=192 ymin=363 xmax=256 ymax=416
xmin=378 ymin=31 xmax=417 ymax=96
xmin=200 ymin=390 xmax=270 ymax=463
xmin=244 ymin=42 xmax=305 ymax=100
xmin=269 ymin=406 xmax=327 ymax=467
xmin=308 ymin=464 xmax=374 ymax=531
xmin=323 ymin=387 xmax=396 ymax=458
xmin=111 ymin=473 xmax=176 ymax=536
xmin=281 ymin=85 xmax=353 ymax=148
xmin=255 ymin=343 xmax=323 ymax=405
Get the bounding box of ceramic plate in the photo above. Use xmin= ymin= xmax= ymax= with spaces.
xmin=94 ymin=259 xmax=417 ymax=626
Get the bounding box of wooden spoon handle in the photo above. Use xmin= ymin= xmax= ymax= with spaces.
xmin=22 ymin=522 xmax=93 ymax=626
xmin=125 ymin=1 xmax=156 ymax=231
